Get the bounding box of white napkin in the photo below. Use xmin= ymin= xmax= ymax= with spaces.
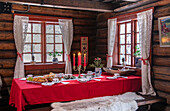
xmin=93 ymin=79 xmax=101 ymax=81
xmin=61 ymin=82 xmax=70 ymax=84
xmin=19 ymin=78 xmax=26 ymax=80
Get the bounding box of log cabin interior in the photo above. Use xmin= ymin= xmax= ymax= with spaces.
xmin=0 ymin=0 xmax=170 ymax=111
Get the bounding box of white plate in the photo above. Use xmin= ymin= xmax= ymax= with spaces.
xmin=61 ymin=82 xmax=70 ymax=84
xmin=41 ymin=82 xmax=54 ymax=86
xmin=106 ymin=77 xmax=117 ymax=80
xmin=19 ymin=78 xmax=26 ymax=80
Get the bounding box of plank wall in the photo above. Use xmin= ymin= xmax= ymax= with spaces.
xmin=0 ymin=4 xmax=97 ymax=101
xmin=96 ymin=0 xmax=170 ymax=109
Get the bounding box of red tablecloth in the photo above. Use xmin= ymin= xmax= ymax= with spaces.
xmin=9 ymin=73 xmax=141 ymax=111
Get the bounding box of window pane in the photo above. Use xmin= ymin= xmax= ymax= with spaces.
xmin=137 ymin=22 xmax=139 ymax=32
xmin=26 ymin=23 xmax=31 ymax=33
xmin=23 ymin=54 xmax=31 ymax=63
xmin=46 ymin=25 xmax=54 ymax=33
xmin=55 ymin=44 xmax=63 ymax=52
xmin=127 ymin=23 xmax=131 ymax=33
xmin=120 ymin=55 xmax=125 ymax=64
xmin=55 ymin=25 xmax=61 ymax=34
xmin=120 ymin=35 xmax=125 ymax=44
xmin=120 ymin=24 xmax=125 ymax=34
xmin=25 ymin=34 xmax=31 ymax=43
xmin=137 ymin=33 xmax=140 ymax=43
xmin=33 ymin=44 xmax=41 ymax=52
xmin=46 ymin=44 xmax=54 ymax=52
xmin=34 ymin=54 xmax=41 ymax=62
xmin=33 ymin=34 xmax=41 ymax=43
xmin=46 ymin=35 xmax=54 ymax=43
xmin=126 ymin=45 xmax=131 ymax=54
xmin=46 ymin=54 xmax=53 ymax=62
xmin=120 ymin=45 xmax=125 ymax=55
xmin=56 ymin=54 xmax=63 ymax=61
xmin=126 ymin=34 xmax=131 ymax=44
xmin=23 ymin=44 xmax=31 ymax=52
xmin=55 ymin=35 xmax=62 ymax=43
xmin=126 ymin=55 xmax=131 ymax=65
xmin=33 ymin=24 xmax=41 ymax=33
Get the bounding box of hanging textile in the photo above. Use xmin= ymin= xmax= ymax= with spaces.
xmin=59 ymin=19 xmax=73 ymax=74
xmin=14 ymin=15 xmax=29 ymax=78
xmin=137 ymin=9 xmax=156 ymax=96
xmin=107 ymin=18 xmax=117 ymax=68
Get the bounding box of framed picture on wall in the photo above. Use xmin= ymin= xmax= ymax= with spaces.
xmin=158 ymin=16 xmax=170 ymax=47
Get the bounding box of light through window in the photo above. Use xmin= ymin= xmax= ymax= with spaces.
xmin=23 ymin=20 xmax=64 ymax=63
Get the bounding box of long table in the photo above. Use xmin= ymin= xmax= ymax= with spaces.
xmin=9 ymin=73 xmax=141 ymax=111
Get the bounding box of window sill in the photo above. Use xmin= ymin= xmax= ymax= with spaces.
xmin=24 ymin=62 xmax=65 ymax=71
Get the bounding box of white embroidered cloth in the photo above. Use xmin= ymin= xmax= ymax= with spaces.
xmin=51 ymin=92 xmax=144 ymax=111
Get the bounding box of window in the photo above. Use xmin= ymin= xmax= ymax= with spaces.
xmin=23 ymin=19 xmax=64 ymax=63
xmin=118 ymin=20 xmax=140 ymax=67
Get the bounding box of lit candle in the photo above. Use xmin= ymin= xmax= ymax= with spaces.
xmin=73 ymin=53 xmax=75 ymax=66
xmin=78 ymin=52 xmax=81 ymax=66
xmin=84 ymin=53 xmax=86 ymax=67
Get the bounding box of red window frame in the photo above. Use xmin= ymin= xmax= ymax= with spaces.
xmin=17 ymin=14 xmax=72 ymax=64
xmin=117 ymin=19 xmax=140 ymax=67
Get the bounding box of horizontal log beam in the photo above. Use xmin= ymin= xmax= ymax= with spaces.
xmin=7 ymin=0 xmax=114 ymax=12
xmin=1 ymin=77 xmax=13 ymax=87
xmin=0 ymin=51 xmax=16 ymax=59
xmin=157 ymin=91 xmax=170 ymax=104
xmin=0 ymin=42 xmax=16 ymax=50
xmin=153 ymin=57 xmax=170 ymax=67
xmin=0 ymin=22 xmax=13 ymax=31
xmin=0 ymin=32 xmax=14 ymax=41
xmin=0 ymin=59 xmax=16 ymax=68
xmin=0 ymin=14 xmax=13 ymax=21
xmin=153 ymin=66 xmax=170 ymax=75
xmin=153 ymin=45 xmax=170 ymax=56
xmin=154 ymin=73 xmax=170 ymax=81
xmin=154 ymin=80 xmax=170 ymax=93
xmin=0 ymin=69 xmax=14 ymax=77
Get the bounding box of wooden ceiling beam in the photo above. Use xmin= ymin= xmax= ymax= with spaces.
xmin=2 ymin=0 xmax=114 ymax=12
xmin=114 ymin=0 xmax=159 ymax=12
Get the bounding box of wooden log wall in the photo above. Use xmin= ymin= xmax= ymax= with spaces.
xmin=0 ymin=3 xmax=97 ymax=100
xmin=96 ymin=0 xmax=170 ymax=109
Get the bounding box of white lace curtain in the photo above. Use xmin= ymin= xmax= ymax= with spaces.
xmin=107 ymin=18 xmax=117 ymax=68
xmin=59 ymin=19 xmax=73 ymax=74
xmin=14 ymin=15 xmax=29 ymax=78
xmin=137 ymin=9 xmax=156 ymax=96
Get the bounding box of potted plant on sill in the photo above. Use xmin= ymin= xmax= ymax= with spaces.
xmin=89 ymin=57 xmax=104 ymax=77
xmin=49 ymin=51 xmax=63 ymax=64
xmin=134 ymin=46 xmax=141 ymax=68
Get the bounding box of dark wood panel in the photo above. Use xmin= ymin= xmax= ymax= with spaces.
xmin=153 ymin=45 xmax=170 ymax=56
xmin=0 ymin=69 xmax=14 ymax=77
xmin=0 ymin=32 xmax=14 ymax=41
xmin=153 ymin=57 xmax=170 ymax=66
xmin=154 ymin=73 xmax=170 ymax=81
xmin=0 ymin=14 xmax=13 ymax=21
xmin=0 ymin=42 xmax=15 ymax=50
xmin=74 ymin=26 xmax=96 ymax=35
xmin=153 ymin=33 xmax=159 ymax=43
xmin=154 ymin=4 xmax=170 ymax=18
xmin=1 ymin=77 xmax=13 ymax=87
xmin=0 ymin=51 xmax=16 ymax=59
xmin=97 ymin=38 xmax=107 ymax=45
xmin=73 ymin=19 xmax=96 ymax=26
xmin=97 ymin=21 xmax=107 ymax=28
xmin=12 ymin=4 xmax=98 ymax=19
xmin=157 ymin=91 xmax=170 ymax=104
xmin=0 ymin=59 xmax=16 ymax=68
xmin=96 ymin=28 xmax=107 ymax=38
xmin=96 ymin=45 xmax=107 ymax=54
xmin=154 ymin=80 xmax=170 ymax=93
xmin=97 ymin=12 xmax=115 ymax=23
xmin=153 ymin=66 xmax=170 ymax=75
xmin=0 ymin=22 xmax=13 ymax=31
xmin=25 ymin=68 xmax=65 ymax=75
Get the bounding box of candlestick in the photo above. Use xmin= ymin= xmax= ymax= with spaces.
xmin=73 ymin=52 xmax=86 ymax=78
xmin=84 ymin=53 xmax=86 ymax=67
xmin=73 ymin=53 xmax=75 ymax=66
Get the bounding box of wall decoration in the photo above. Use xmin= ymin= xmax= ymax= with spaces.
xmin=158 ymin=16 xmax=170 ymax=47
xmin=80 ymin=37 xmax=88 ymax=65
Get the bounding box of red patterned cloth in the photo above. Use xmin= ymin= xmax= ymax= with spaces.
xmin=9 ymin=73 xmax=141 ymax=111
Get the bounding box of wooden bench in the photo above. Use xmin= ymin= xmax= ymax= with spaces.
xmin=28 ymin=96 xmax=166 ymax=111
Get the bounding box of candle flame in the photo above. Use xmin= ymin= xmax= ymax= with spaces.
xmin=73 ymin=53 xmax=75 ymax=56
xmin=78 ymin=52 xmax=81 ymax=56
